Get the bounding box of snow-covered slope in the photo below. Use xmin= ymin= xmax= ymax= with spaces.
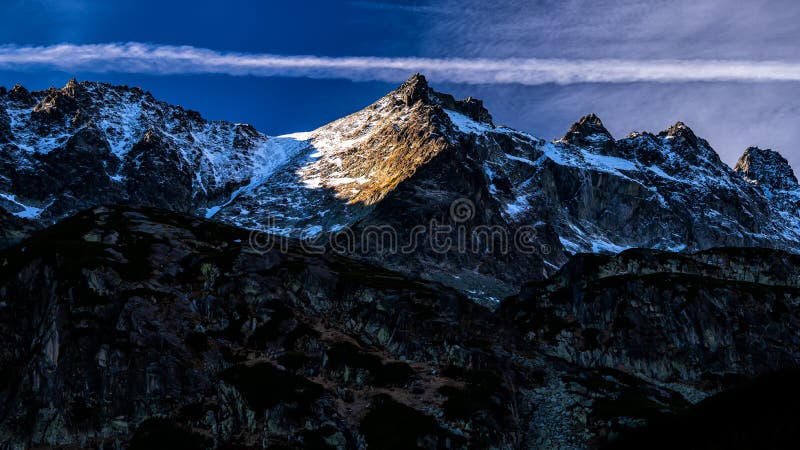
xmin=0 ymin=79 xmax=295 ymax=222
xmin=212 ymin=75 xmax=457 ymax=235
xmin=1 ymin=75 xmax=799 ymax=298
xmin=473 ymin=116 xmax=800 ymax=254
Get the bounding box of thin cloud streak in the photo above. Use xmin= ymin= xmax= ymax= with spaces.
xmin=2 ymin=43 xmax=800 ymax=85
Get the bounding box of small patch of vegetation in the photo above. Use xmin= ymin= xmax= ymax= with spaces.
xmin=296 ymin=426 xmax=340 ymax=450
xmin=248 ymin=317 xmax=319 ymax=350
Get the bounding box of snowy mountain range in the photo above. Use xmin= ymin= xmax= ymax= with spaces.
xmin=1 ymin=74 xmax=799 ymax=299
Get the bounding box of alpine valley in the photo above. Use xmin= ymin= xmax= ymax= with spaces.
xmin=1 ymin=75 xmax=800 ymax=449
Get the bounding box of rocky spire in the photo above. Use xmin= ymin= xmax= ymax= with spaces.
xmin=394 ymin=73 xmax=493 ymax=125
xmin=560 ymin=113 xmax=613 ymax=146
xmin=660 ymin=121 xmax=699 ymax=147
xmin=8 ymin=84 xmax=35 ymax=106
xmin=397 ymin=73 xmax=432 ymax=107
xmin=735 ymin=147 xmax=798 ymax=191
xmin=64 ymin=77 xmax=83 ymax=97
xmin=32 ymin=85 xmax=79 ymax=122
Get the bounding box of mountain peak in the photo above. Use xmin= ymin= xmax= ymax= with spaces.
xmin=660 ymin=121 xmax=699 ymax=146
xmin=735 ymin=146 xmax=799 ymax=190
xmin=393 ymin=73 xmax=493 ymax=125
xmin=560 ymin=113 xmax=613 ymax=145
xmin=580 ymin=113 xmax=604 ymax=126
xmin=397 ymin=73 xmax=431 ymax=106
xmin=63 ymin=77 xmax=84 ymax=97
xmin=32 ymin=84 xmax=80 ymax=122
xmin=8 ymin=83 xmax=35 ymax=105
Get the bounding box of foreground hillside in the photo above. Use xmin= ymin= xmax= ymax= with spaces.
xmin=1 ymin=206 xmax=799 ymax=448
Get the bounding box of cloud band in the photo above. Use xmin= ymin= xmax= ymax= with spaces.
xmin=2 ymin=42 xmax=800 ymax=85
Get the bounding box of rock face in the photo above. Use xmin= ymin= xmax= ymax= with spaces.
xmin=0 ymin=206 xmax=663 ymax=448
xmin=1 ymin=75 xmax=799 ymax=300
xmin=1 ymin=206 xmax=800 ymax=448
xmin=606 ymin=369 xmax=800 ymax=450
xmin=502 ymin=247 xmax=800 ymax=391
xmin=735 ymin=146 xmax=799 ymax=191
xmin=0 ymin=208 xmax=35 ymax=247
xmin=0 ymin=206 xmax=497 ymax=448
xmin=734 ymin=146 xmax=800 ymax=215
xmin=559 ymin=113 xmax=614 ymax=151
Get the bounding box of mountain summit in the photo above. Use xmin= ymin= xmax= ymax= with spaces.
xmin=560 ymin=113 xmax=613 ymax=146
xmin=1 ymin=75 xmax=799 ymax=299
xmin=735 ymin=146 xmax=799 ymax=191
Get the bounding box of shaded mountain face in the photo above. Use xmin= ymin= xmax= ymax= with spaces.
xmin=1 ymin=75 xmax=799 ymax=300
xmin=0 ymin=206 xmax=510 ymax=448
xmin=605 ymin=369 xmax=800 ymax=450
xmin=734 ymin=146 xmax=800 ymax=215
xmin=502 ymin=247 xmax=800 ymax=394
xmin=735 ymin=146 xmax=799 ymax=191
xmin=0 ymin=207 xmax=35 ymax=247
xmin=0 ymin=206 xmax=670 ymax=448
xmin=2 ymin=206 xmax=800 ymax=448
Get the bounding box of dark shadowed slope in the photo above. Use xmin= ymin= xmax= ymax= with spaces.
xmin=1 ymin=206 xmax=800 ymax=448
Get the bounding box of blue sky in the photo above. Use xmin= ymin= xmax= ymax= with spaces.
xmin=2 ymin=0 xmax=799 ymax=172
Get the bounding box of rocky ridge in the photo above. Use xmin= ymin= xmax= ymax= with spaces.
xmin=1 ymin=75 xmax=799 ymax=301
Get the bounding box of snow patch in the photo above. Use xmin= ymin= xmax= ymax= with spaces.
xmin=558 ymin=236 xmax=582 ymax=254
xmin=590 ymin=240 xmax=632 ymax=254
xmin=504 ymin=195 xmax=530 ymax=219
xmin=0 ymin=193 xmax=47 ymax=219
xmin=444 ymin=110 xmax=493 ymax=135
xmin=327 ymin=176 xmax=370 ymax=186
xmin=204 ymin=134 xmax=309 ymax=218
xmin=505 ymin=154 xmax=538 ymax=166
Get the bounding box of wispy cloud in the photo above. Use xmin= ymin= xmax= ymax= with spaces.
xmin=3 ymin=43 xmax=800 ymax=85
xmin=424 ymin=0 xmax=800 ymax=61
